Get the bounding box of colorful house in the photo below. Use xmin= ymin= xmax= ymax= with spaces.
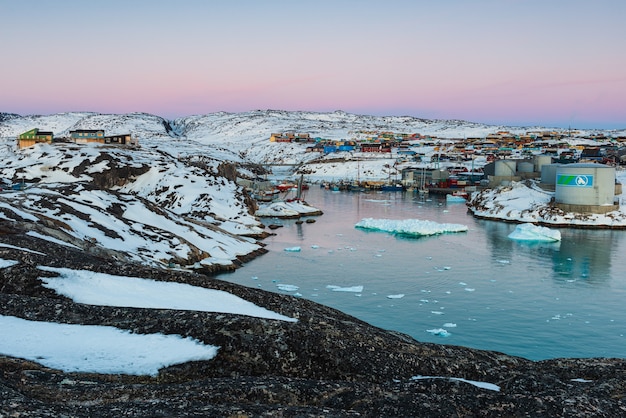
xmin=70 ymin=129 xmax=105 ymax=144
xmin=17 ymin=128 xmax=54 ymax=149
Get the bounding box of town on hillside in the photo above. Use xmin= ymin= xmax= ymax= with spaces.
xmin=269 ymin=129 xmax=626 ymax=166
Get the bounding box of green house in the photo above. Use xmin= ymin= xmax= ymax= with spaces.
xmin=18 ymin=128 xmax=54 ymax=148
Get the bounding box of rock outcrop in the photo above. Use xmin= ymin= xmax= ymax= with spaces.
xmin=1 ymin=223 xmax=625 ymax=417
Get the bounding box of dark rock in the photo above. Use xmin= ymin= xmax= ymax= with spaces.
xmin=1 ymin=225 xmax=625 ymax=417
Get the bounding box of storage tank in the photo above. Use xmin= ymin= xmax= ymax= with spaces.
xmin=555 ymin=163 xmax=615 ymax=206
xmin=534 ymin=155 xmax=553 ymax=172
xmin=517 ymin=161 xmax=534 ymax=173
xmin=494 ymin=160 xmax=517 ymax=176
xmin=541 ymin=164 xmax=560 ymax=185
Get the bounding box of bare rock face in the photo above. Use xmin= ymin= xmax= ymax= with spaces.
xmin=1 ymin=224 xmax=625 ymax=417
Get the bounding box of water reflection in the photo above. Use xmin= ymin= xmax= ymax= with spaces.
xmin=481 ymin=219 xmax=618 ymax=285
xmin=552 ymin=229 xmax=618 ymax=284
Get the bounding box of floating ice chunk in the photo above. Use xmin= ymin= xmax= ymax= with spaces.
xmin=571 ymin=378 xmax=593 ymax=383
xmin=387 ymin=294 xmax=405 ymax=299
xmin=443 ymin=323 xmax=457 ymax=328
xmin=459 ymin=282 xmax=467 ymax=286
xmin=426 ymin=328 xmax=450 ymax=337
xmin=311 ymin=245 xmax=319 ymax=249
xmin=508 ymin=223 xmax=561 ymax=242
xmin=465 ymin=288 xmax=475 ymax=292
xmin=355 ymin=218 xmax=468 ymax=237
xmin=277 ymin=284 xmax=299 ymax=292
xmin=326 ymin=285 xmax=364 ymax=293
xmin=419 ymin=299 xmax=429 ymax=303
xmin=431 ymin=311 xmax=444 ymax=315
xmin=497 ymin=259 xmax=510 ymax=264
xmin=284 ymin=246 xmax=301 ymax=252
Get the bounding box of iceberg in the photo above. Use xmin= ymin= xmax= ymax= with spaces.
xmin=508 ymin=223 xmax=561 ymax=242
xmin=354 ymin=218 xmax=468 ymax=237
xmin=276 ymin=284 xmax=299 ymax=292
xmin=426 ymin=328 xmax=451 ymax=337
xmin=326 ymin=285 xmax=364 ymax=293
xmin=284 ymin=246 xmax=301 ymax=252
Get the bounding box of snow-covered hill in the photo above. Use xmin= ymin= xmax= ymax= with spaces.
xmin=0 ymin=109 xmax=623 ymax=270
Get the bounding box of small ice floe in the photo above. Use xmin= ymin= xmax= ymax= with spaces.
xmin=497 ymin=259 xmax=510 ymax=264
xmin=387 ymin=294 xmax=405 ymax=299
xmin=426 ymin=328 xmax=450 ymax=337
xmin=459 ymin=282 xmax=467 ymax=286
xmin=326 ymin=285 xmax=364 ymax=293
xmin=443 ymin=323 xmax=457 ymax=328
xmin=284 ymin=246 xmax=301 ymax=252
xmin=508 ymin=223 xmax=561 ymax=242
xmin=445 ymin=194 xmax=467 ymax=203
xmin=276 ymin=284 xmax=299 ymax=292
xmin=431 ymin=311 xmax=444 ymax=315
xmin=465 ymin=288 xmax=475 ymax=292
xmin=419 ymin=299 xmax=429 ymax=303
xmin=354 ymin=218 xmax=468 ymax=237
xmin=251 ymin=276 xmax=259 ymax=280
xmin=571 ymin=378 xmax=593 ymax=383
xmin=311 ymin=245 xmax=320 ymax=249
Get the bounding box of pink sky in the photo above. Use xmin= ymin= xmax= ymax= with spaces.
xmin=1 ymin=0 xmax=624 ymax=128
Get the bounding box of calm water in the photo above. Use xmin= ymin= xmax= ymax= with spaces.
xmin=217 ymin=186 xmax=626 ymax=360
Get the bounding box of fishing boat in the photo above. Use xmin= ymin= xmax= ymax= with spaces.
xmin=381 ymin=183 xmax=404 ymax=192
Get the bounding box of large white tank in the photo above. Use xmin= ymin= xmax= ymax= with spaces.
xmin=494 ymin=160 xmax=517 ymax=176
xmin=534 ymin=155 xmax=553 ymax=172
xmin=518 ymin=161 xmax=534 ymax=173
xmin=555 ymin=163 xmax=615 ymax=206
xmin=541 ymin=164 xmax=560 ymax=185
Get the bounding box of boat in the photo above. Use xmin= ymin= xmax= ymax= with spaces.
xmin=251 ymin=188 xmax=280 ymax=202
xmin=381 ymin=183 xmax=404 ymax=192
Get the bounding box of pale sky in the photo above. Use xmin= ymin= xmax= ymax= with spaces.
xmin=1 ymin=0 xmax=625 ymax=128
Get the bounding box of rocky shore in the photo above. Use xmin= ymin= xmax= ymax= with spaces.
xmin=1 ymin=222 xmax=625 ymax=417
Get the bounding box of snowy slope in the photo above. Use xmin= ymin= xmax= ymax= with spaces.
xmin=0 ymin=109 xmax=624 ymax=270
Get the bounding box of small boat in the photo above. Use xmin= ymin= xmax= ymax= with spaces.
xmin=381 ymin=183 xmax=404 ymax=192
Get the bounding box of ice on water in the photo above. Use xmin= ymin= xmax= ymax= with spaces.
xmin=327 ymin=285 xmax=364 ymax=293
xmin=354 ymin=218 xmax=468 ymax=237
xmin=277 ymin=284 xmax=299 ymax=292
xmin=508 ymin=223 xmax=561 ymax=242
xmin=427 ymin=328 xmax=451 ymax=337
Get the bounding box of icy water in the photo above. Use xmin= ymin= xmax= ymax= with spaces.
xmin=217 ymin=186 xmax=626 ymax=360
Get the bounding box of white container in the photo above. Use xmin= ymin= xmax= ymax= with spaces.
xmin=494 ymin=160 xmax=517 ymax=176
xmin=555 ymin=163 xmax=615 ymax=206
